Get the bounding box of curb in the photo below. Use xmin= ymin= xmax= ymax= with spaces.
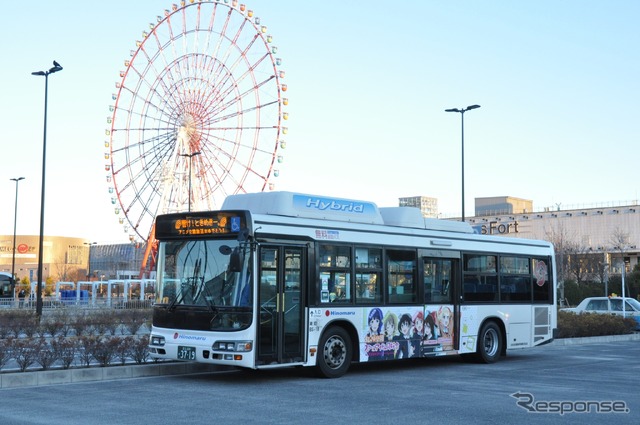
xmin=551 ymin=332 xmax=640 ymax=346
xmin=0 ymin=362 xmax=227 ymax=389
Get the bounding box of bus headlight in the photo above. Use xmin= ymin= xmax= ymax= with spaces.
xmin=212 ymin=341 xmax=253 ymax=352
xmin=150 ymin=335 xmax=165 ymax=346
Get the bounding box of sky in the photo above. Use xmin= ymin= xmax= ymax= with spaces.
xmin=0 ymin=0 xmax=638 ymax=244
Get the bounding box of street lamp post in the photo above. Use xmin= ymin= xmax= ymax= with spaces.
xmin=32 ymin=60 xmax=63 ymax=317
xmin=179 ymin=151 xmax=201 ymax=212
xmin=445 ymin=104 xmax=481 ymax=222
xmin=10 ymin=177 xmax=25 ymax=293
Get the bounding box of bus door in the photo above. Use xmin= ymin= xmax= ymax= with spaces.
xmin=257 ymin=245 xmax=305 ymax=365
xmin=421 ymin=250 xmax=460 ymax=352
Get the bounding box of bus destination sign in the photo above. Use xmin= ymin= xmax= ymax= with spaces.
xmin=156 ymin=213 xmax=246 ymax=238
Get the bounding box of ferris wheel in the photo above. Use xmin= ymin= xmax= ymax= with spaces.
xmin=106 ymin=0 xmax=288 ymax=242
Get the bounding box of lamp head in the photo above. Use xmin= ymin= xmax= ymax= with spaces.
xmin=31 ymin=71 xmax=46 ymax=76
xmin=49 ymin=61 xmax=63 ymax=73
xmin=445 ymin=108 xmax=461 ymax=113
xmin=465 ymin=104 xmax=481 ymax=111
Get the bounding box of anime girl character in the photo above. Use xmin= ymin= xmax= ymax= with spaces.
xmin=395 ymin=313 xmax=416 ymax=359
xmin=421 ymin=311 xmax=441 ymax=355
xmin=366 ymin=308 xmax=384 ymax=339
xmin=412 ymin=311 xmax=424 ymax=339
xmin=382 ymin=311 xmax=399 ymax=359
xmin=436 ymin=306 xmax=454 ymax=350
xmin=411 ymin=311 xmax=424 ymax=357
xmin=364 ymin=308 xmax=385 ymax=361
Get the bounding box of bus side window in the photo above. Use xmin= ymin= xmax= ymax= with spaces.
xmin=318 ymin=244 xmax=352 ymax=303
xmin=355 ymin=247 xmax=382 ymax=304
xmin=424 ymin=258 xmax=454 ymax=303
xmin=387 ymin=249 xmax=417 ymax=304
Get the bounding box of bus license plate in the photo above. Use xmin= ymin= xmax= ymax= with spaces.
xmin=177 ymin=346 xmax=196 ymax=360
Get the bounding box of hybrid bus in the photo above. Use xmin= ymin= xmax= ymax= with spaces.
xmin=148 ymin=192 xmax=557 ymax=378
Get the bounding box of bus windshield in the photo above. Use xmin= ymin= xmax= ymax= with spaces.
xmin=156 ymin=239 xmax=251 ymax=309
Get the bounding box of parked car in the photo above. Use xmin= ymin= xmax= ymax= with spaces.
xmin=561 ymin=296 xmax=640 ymax=330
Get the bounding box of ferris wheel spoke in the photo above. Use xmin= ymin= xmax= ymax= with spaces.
xmin=208 ymin=99 xmax=279 ymax=129
xmin=208 ymin=72 xmax=276 ymax=119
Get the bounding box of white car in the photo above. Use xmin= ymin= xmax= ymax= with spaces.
xmin=561 ymin=296 xmax=640 ymax=330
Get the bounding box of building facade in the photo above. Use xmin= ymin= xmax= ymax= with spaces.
xmin=0 ymin=236 xmax=149 ymax=286
xmin=466 ymin=198 xmax=640 ymax=277
xmin=0 ymin=235 xmax=90 ymax=284
xmin=474 ymin=196 xmax=533 ymax=216
xmin=399 ymin=196 xmax=438 ymax=218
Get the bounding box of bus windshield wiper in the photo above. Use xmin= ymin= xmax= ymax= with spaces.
xmin=167 ymin=284 xmax=185 ymax=311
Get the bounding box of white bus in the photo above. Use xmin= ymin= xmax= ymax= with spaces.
xmin=149 ymin=192 xmax=557 ymax=378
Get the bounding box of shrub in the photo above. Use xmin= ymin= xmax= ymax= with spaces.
xmin=93 ymin=337 xmax=121 ymax=367
xmin=93 ymin=310 xmax=115 ymax=336
xmin=41 ymin=314 xmax=65 ymax=338
xmin=557 ymin=310 xmax=636 ymax=338
xmin=51 ymin=336 xmax=77 ymax=369
xmin=78 ymin=336 xmax=98 ymax=367
xmin=71 ymin=312 xmax=93 ymax=337
xmin=120 ymin=309 xmax=147 ymax=335
xmin=13 ymin=338 xmax=38 ymax=372
xmin=34 ymin=338 xmax=58 ymax=370
xmin=101 ymin=310 xmax=120 ymax=336
xmin=131 ymin=335 xmax=150 ymax=364
xmin=0 ymin=337 xmax=14 ymax=371
xmin=115 ymin=336 xmax=135 ymax=365
xmin=0 ymin=312 xmax=11 ymax=339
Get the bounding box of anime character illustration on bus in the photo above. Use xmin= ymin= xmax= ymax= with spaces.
xmin=421 ymin=310 xmax=441 ymax=355
xmin=411 ymin=311 xmax=424 ymax=357
xmin=396 ymin=313 xmax=422 ymax=359
xmin=364 ymin=307 xmax=385 ymax=361
xmin=436 ymin=306 xmax=455 ymax=351
xmin=382 ymin=310 xmax=400 ymax=359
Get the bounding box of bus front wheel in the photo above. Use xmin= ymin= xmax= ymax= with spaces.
xmin=476 ymin=321 xmax=502 ymax=363
xmin=317 ymin=326 xmax=352 ymax=378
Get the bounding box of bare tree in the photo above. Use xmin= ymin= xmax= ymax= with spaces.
xmin=544 ymin=222 xmax=575 ymax=282
xmin=565 ymin=241 xmax=593 ymax=284
xmin=609 ymin=228 xmax=633 ymax=296
xmin=544 ymin=222 xmax=576 ymax=303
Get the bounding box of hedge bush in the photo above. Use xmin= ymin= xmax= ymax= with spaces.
xmin=0 ymin=308 xmax=153 ymax=373
xmin=557 ymin=310 xmax=637 ymax=338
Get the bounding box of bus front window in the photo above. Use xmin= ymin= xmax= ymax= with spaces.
xmin=156 ymin=239 xmax=251 ymax=309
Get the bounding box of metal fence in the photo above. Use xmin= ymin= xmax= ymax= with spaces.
xmin=3 ymin=279 xmax=156 ymax=310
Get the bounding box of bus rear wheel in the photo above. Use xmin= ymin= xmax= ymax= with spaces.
xmin=476 ymin=321 xmax=502 ymax=363
xmin=317 ymin=326 xmax=352 ymax=378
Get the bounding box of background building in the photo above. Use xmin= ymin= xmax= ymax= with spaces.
xmin=0 ymin=235 xmax=90 ymax=284
xmin=475 ymin=196 xmax=533 ymax=216
xmin=399 ymin=196 xmax=438 ymax=218
xmin=466 ymin=198 xmax=640 ymax=284
xmin=0 ymin=236 xmax=149 ymax=287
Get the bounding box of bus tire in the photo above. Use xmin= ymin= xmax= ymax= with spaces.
xmin=476 ymin=321 xmax=502 ymax=363
xmin=317 ymin=326 xmax=352 ymax=378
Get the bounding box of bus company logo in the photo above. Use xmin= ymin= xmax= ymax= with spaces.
xmin=17 ymin=244 xmax=29 ymax=254
xmin=173 ymin=333 xmax=206 ymax=342
xmin=326 ymin=310 xmax=356 ymax=317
